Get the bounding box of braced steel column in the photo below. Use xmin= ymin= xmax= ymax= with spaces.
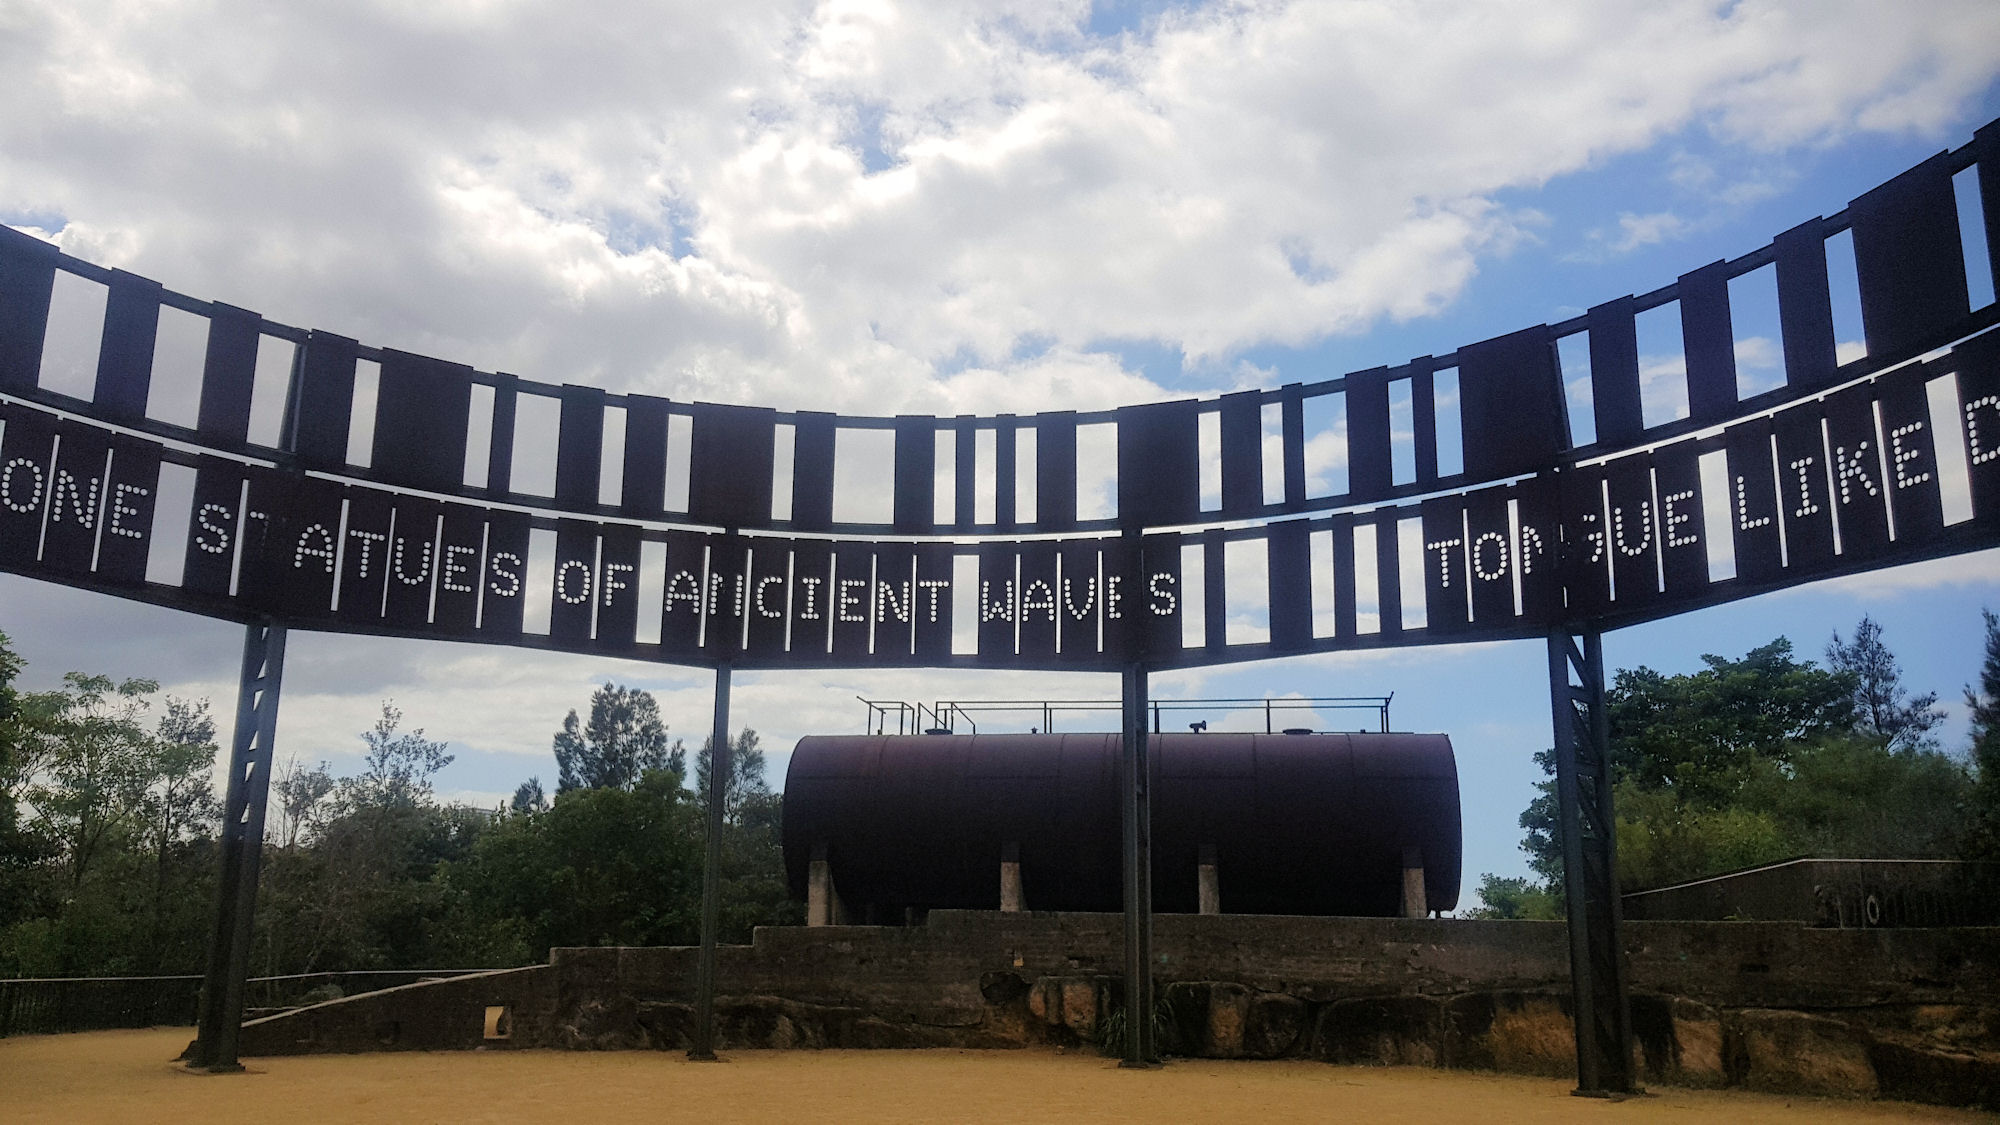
xmin=1548 ymin=628 xmax=1636 ymax=1096
xmin=689 ymin=663 xmax=732 ymax=1060
xmin=186 ymin=620 xmax=287 ymax=1071
xmin=1119 ymin=662 xmax=1158 ymax=1067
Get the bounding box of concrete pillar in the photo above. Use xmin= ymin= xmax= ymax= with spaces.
xmin=1401 ymin=846 xmax=1427 ymax=919
xmin=808 ymin=843 xmax=839 ymax=927
xmin=1197 ymin=843 xmax=1221 ymax=915
xmin=1000 ymin=842 xmax=1024 ymax=912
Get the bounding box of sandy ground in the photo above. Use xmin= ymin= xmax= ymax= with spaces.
xmin=0 ymin=1028 xmax=1986 ymax=1124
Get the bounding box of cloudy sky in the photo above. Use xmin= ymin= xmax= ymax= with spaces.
xmin=5 ymin=0 xmax=2000 ymax=908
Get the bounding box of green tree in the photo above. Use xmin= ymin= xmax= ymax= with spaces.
xmin=256 ymin=794 xmax=496 ymax=975
xmin=0 ymin=636 xmax=810 ymax=977
xmin=1463 ymin=874 xmax=1562 ymax=920
xmin=1966 ymin=609 xmax=2000 ymax=864
xmin=1509 ymin=635 xmax=1964 ymax=896
xmin=254 ymin=704 xmax=480 ymax=974
xmin=510 ymin=777 xmax=548 ymax=814
xmin=1607 ymin=780 xmax=1789 ymax=891
xmin=22 ymin=673 xmax=160 ymax=888
xmin=1516 ymin=749 xmax=1567 ymax=889
xmin=445 ymin=769 xmax=702 ymax=956
xmin=272 ymin=757 xmax=336 ymax=848
xmin=554 ymin=684 xmax=680 ymax=793
xmin=343 ymin=701 xmax=453 ymax=809
xmin=1828 ymin=615 xmax=1944 ymax=751
xmin=692 ymin=729 xmax=800 ymax=934
xmin=695 ymin=728 xmax=770 ymax=821
xmin=141 ymin=697 xmax=218 ymax=968
xmin=0 ymin=629 xmax=27 ymax=838
xmin=0 ymin=631 xmax=57 ymax=963
xmin=1749 ymin=732 xmax=1970 ymax=859
xmin=1517 ymin=639 xmax=1854 ymax=889
xmin=1604 ymin=639 xmax=1853 ymax=802
xmin=2 ymin=670 xmax=227 ymax=975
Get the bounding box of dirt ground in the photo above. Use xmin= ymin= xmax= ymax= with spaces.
xmin=0 ymin=1028 xmax=1985 ymax=1124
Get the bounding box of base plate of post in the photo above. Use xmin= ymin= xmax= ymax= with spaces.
xmin=170 ymin=1060 xmax=253 ymax=1076
xmin=1571 ymin=1087 xmax=1645 ymax=1100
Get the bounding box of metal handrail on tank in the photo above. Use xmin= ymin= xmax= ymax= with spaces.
xmin=857 ymin=695 xmax=1394 ymax=735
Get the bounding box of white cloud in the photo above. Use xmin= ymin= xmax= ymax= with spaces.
xmin=1565 ymin=209 xmax=1705 ymax=263
xmin=1637 ymin=349 xmax=1690 ymax=424
xmin=1733 ymin=334 xmax=1781 ymax=374
xmin=1671 ymin=152 xmax=1790 ymax=209
xmin=1612 ymin=211 xmax=1693 ymax=254
xmin=1782 ymin=548 xmax=2000 ymax=600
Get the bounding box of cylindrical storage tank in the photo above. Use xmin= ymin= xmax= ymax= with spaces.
xmin=782 ymin=732 xmax=1460 ymax=918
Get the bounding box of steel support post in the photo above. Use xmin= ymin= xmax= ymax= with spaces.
xmin=1547 ymin=629 xmax=1636 ymax=1096
xmin=185 ymin=621 xmax=287 ymax=1071
xmin=1119 ymin=662 xmax=1158 ymax=1067
xmin=689 ymin=664 xmax=732 ymax=1060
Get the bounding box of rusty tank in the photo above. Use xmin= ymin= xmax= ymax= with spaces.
xmin=781 ymin=731 xmax=1460 ymax=918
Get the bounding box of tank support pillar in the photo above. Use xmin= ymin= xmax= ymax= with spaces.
xmin=1548 ymin=629 xmax=1637 ymax=1097
xmin=807 ymin=842 xmax=845 ymax=926
xmin=1000 ymin=842 xmax=1025 ymax=912
xmin=185 ymin=620 xmax=287 ymax=1072
xmin=1400 ymin=846 xmax=1427 ymax=918
xmin=690 ymin=664 xmax=732 ymax=1061
xmin=1197 ymin=843 xmax=1220 ymax=915
xmin=1119 ymin=663 xmax=1158 ymax=1066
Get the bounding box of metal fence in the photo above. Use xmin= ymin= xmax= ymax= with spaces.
xmin=0 ymin=969 xmax=494 ymax=1037
xmin=0 ymin=976 xmax=202 ymax=1038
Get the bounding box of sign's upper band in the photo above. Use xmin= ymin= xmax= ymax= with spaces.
xmin=2 ymin=122 xmax=1996 ymax=542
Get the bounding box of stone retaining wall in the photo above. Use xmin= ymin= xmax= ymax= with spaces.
xmin=236 ymin=912 xmax=2000 ymax=1109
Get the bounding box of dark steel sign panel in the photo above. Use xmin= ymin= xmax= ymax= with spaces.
xmin=2 ymin=119 xmax=1999 ymax=669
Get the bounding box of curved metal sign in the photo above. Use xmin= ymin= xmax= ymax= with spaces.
xmin=2 ymin=121 xmax=1998 ymax=670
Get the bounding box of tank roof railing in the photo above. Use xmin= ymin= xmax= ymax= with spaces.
xmin=857 ymin=695 xmax=1394 ymax=737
